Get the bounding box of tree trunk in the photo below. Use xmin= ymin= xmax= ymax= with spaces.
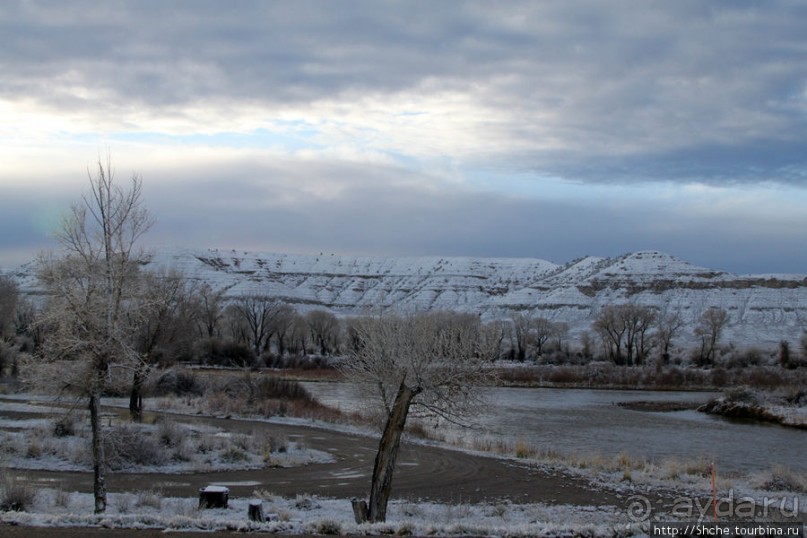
xmin=248 ymin=500 xmax=265 ymax=522
xmin=365 ymin=379 xmax=420 ymax=523
xmin=129 ymin=367 xmax=146 ymax=422
xmin=89 ymin=390 xmax=107 ymax=513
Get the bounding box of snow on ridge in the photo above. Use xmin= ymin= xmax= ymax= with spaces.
xmin=149 ymin=247 xmax=560 ymax=279
xmin=9 ymin=247 xmax=807 ymax=348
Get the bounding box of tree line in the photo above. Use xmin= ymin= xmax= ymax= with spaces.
xmin=3 ymin=267 xmax=806 ymax=385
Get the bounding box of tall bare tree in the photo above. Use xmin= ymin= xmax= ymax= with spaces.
xmin=0 ymin=275 xmax=19 ymax=376
xmin=269 ymin=304 xmax=296 ymax=356
xmin=34 ymin=158 xmax=152 ymax=513
xmin=306 ymin=309 xmax=340 ymax=356
xmin=656 ymin=310 xmax=684 ymax=364
xmin=129 ymin=268 xmax=196 ymax=421
xmin=194 ymin=282 xmax=225 ymax=339
xmin=593 ymin=304 xmax=658 ymax=365
xmin=509 ymin=313 xmax=530 ymax=361
xmin=593 ymin=305 xmax=629 ymax=364
xmin=343 ymin=311 xmax=498 ymax=523
xmin=230 ymin=294 xmax=279 ymax=358
xmin=530 ymin=316 xmax=557 ymax=357
xmin=695 ymin=307 xmax=730 ymax=366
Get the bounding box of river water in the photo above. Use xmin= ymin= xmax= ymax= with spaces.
xmin=302 ymin=382 xmax=805 ymax=475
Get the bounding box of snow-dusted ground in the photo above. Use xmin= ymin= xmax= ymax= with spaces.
xmin=1 ymin=489 xmax=643 ymax=537
xmin=2 ymin=392 xmax=805 ymax=535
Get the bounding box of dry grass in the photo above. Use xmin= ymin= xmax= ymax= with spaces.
xmin=755 ymin=465 xmax=807 ymax=493
xmin=0 ymin=474 xmax=36 ymax=512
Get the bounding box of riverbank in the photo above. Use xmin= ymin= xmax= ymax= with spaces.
xmin=184 ymin=362 xmax=807 ymax=392
xmin=698 ymin=387 xmax=807 ymax=430
xmin=494 ymin=363 xmax=807 ymax=391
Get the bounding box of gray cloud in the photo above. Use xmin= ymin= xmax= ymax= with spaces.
xmin=3 ymin=153 xmax=805 ymax=274
xmin=134 ymin=157 xmax=807 ymax=274
xmin=3 ymin=1 xmax=807 ymax=274
xmin=3 ymin=1 xmax=806 ymax=185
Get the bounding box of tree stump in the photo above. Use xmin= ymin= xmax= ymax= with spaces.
xmin=351 ymin=498 xmax=368 ymax=524
xmin=198 ymin=485 xmax=229 ymax=509
xmin=248 ymin=500 xmax=265 ymax=522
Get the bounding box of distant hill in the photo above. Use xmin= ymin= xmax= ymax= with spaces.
xmin=10 ymin=248 xmax=807 ymax=348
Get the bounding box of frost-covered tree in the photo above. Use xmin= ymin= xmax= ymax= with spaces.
xmin=0 ymin=275 xmax=20 ymax=376
xmin=343 ymin=311 xmax=499 ymax=523
xmin=32 ymin=158 xmax=152 ymax=513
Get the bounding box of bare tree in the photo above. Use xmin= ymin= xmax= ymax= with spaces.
xmin=593 ymin=305 xmax=629 ymax=364
xmin=0 ymin=275 xmax=18 ymax=338
xmin=0 ymin=275 xmax=19 ymax=376
xmin=194 ymin=282 xmax=225 ymax=339
xmin=593 ymin=304 xmax=657 ymax=365
xmin=306 ymin=309 xmax=340 ymax=356
xmin=33 ymin=158 xmax=152 ymax=513
xmin=128 ymin=268 xmax=197 ymax=421
xmin=656 ymin=310 xmax=684 ymax=364
xmin=343 ymin=311 xmax=498 ymax=523
xmin=625 ymin=306 xmax=657 ymax=366
xmin=230 ymin=294 xmax=278 ymax=359
xmin=695 ymin=307 xmax=730 ymax=366
xmin=269 ymin=304 xmax=296 ymax=357
xmin=530 ymin=317 xmax=555 ymax=357
xmin=509 ymin=313 xmax=530 ymax=361
xmin=287 ymin=312 xmax=310 ymax=356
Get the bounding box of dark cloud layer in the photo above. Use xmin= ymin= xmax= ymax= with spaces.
xmin=2 ymin=1 xmax=806 ymax=185
xmin=2 ymin=1 xmax=806 ymax=273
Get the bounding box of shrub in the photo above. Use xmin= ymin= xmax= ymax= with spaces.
xmin=135 ymin=489 xmax=163 ymax=509
xmin=197 ymin=339 xmax=256 ymax=368
xmin=723 ymin=386 xmax=759 ymax=405
xmin=294 ymin=493 xmax=319 ymax=510
xmin=0 ymin=475 xmax=35 ymax=512
xmin=25 ymin=439 xmax=42 ymax=459
xmin=156 ymin=418 xmax=183 ymax=448
xmin=154 ymin=369 xmax=204 ymax=396
xmin=52 ymin=414 xmax=76 ymax=437
xmin=514 ymin=439 xmax=531 ymax=459
xmin=254 ymin=376 xmax=313 ymax=401
xmin=312 ymin=520 xmax=342 ymax=535
xmin=725 ymin=347 xmax=766 ymax=369
xmin=105 ymin=424 xmax=166 ymax=469
xmin=220 ymin=446 xmax=248 ymax=464
xmin=759 ymin=465 xmax=807 ymax=493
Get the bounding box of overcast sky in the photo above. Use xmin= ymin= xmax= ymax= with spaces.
xmin=2 ymin=1 xmax=806 ymax=274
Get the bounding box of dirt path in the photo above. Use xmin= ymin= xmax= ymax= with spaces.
xmin=4 ymin=410 xmax=624 ymax=507
xmin=0 ymin=394 xmax=632 ymax=508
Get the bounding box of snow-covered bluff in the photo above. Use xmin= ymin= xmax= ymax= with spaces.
xmin=12 ymin=248 xmax=807 ymax=348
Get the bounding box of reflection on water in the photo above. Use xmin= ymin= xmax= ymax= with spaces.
xmin=303 ymin=382 xmax=805 ymax=474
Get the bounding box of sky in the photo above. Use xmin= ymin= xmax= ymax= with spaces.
xmin=1 ymin=1 xmax=806 ymax=274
